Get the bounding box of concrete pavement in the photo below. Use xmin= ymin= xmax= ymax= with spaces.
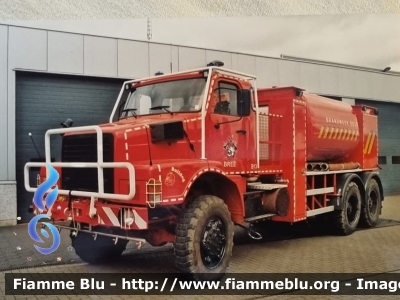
xmin=0 ymin=195 xmax=399 ymax=300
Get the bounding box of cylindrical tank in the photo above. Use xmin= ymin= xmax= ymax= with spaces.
xmin=262 ymin=188 xmax=290 ymax=216
xmin=305 ymin=93 xmax=360 ymax=162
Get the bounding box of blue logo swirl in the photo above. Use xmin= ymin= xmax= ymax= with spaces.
xmin=28 ymin=164 xmax=61 ymax=255
xmin=33 ymin=164 xmax=59 ymax=211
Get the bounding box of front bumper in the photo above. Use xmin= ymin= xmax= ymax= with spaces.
xmin=33 ymin=197 xmax=149 ymax=230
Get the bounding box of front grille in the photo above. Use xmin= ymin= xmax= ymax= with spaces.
xmin=61 ymin=133 xmax=114 ymax=193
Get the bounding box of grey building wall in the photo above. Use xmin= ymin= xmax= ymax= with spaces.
xmin=0 ymin=23 xmax=400 ymax=225
xmin=0 ymin=26 xmax=8 ymax=181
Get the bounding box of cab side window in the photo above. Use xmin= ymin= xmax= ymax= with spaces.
xmin=213 ymin=82 xmax=238 ymax=116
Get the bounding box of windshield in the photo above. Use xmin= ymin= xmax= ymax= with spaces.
xmin=119 ymin=78 xmax=207 ymax=119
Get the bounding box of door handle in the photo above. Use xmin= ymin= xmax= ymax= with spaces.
xmin=236 ymin=130 xmax=246 ymax=134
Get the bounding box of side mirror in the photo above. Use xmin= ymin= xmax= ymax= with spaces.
xmin=60 ymin=118 xmax=73 ymax=137
xmin=61 ymin=118 xmax=73 ymax=128
xmin=237 ymin=90 xmax=251 ymax=116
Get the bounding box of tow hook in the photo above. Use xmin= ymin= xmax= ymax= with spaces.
xmin=236 ymin=223 xmax=263 ymax=240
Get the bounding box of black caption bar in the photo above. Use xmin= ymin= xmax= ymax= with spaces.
xmin=5 ymin=273 xmax=400 ymax=295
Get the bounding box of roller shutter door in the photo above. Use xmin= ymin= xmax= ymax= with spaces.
xmin=355 ymin=99 xmax=400 ymax=196
xmin=16 ymin=71 xmax=125 ymax=222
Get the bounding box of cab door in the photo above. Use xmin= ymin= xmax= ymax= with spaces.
xmin=205 ymin=80 xmax=250 ymax=173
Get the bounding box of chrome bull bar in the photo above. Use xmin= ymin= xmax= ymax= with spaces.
xmin=24 ymin=125 xmax=135 ymax=201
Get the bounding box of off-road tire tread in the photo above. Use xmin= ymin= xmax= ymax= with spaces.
xmin=332 ymin=182 xmax=361 ymax=236
xmin=173 ymin=195 xmax=234 ymax=281
xmin=359 ymin=179 xmax=381 ymax=228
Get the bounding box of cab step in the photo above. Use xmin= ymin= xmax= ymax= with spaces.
xmin=245 ymin=213 xmax=276 ymax=223
xmin=247 ymin=182 xmax=287 ymax=190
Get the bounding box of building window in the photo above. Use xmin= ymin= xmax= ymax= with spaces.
xmin=392 ymin=156 xmax=400 ymax=164
xmin=378 ymin=156 xmax=387 ymax=164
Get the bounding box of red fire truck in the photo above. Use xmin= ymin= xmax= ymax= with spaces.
xmin=25 ymin=61 xmax=383 ymax=280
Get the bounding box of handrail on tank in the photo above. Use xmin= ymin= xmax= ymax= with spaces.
xmin=23 ymin=125 xmax=135 ymax=200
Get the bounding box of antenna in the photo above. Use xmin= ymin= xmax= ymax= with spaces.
xmin=28 ymin=133 xmax=42 ymax=159
xmin=147 ymin=18 xmax=152 ymax=41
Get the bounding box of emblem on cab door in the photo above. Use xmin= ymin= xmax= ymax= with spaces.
xmin=223 ymin=137 xmax=238 ymax=158
xmin=165 ymin=172 xmax=175 ymax=186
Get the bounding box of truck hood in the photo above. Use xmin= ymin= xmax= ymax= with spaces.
xmin=95 ymin=114 xmax=201 ymax=166
xmin=97 ymin=114 xmax=193 ymax=133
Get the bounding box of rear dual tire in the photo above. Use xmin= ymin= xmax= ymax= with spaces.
xmin=332 ymin=182 xmax=361 ymax=235
xmin=332 ymin=178 xmax=382 ymax=235
xmin=360 ymin=179 xmax=381 ymax=228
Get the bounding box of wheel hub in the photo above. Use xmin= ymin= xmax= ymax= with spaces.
xmin=347 ymin=194 xmax=359 ymax=224
xmin=368 ymin=190 xmax=378 ymax=214
xmin=201 ymin=217 xmax=226 ymax=269
xmin=347 ymin=204 xmax=353 ymax=214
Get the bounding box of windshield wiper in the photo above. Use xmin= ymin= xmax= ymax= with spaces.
xmin=150 ymin=105 xmax=173 ymax=115
xmin=121 ymin=108 xmax=138 ymax=119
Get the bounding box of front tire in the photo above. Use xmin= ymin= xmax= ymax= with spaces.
xmin=332 ymin=182 xmax=361 ymax=235
xmin=174 ymin=195 xmax=234 ymax=281
xmin=360 ymin=178 xmax=381 ymax=228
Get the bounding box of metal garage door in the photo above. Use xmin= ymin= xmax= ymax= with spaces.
xmin=16 ymin=71 xmax=126 ymax=222
xmin=355 ymin=99 xmax=400 ymax=196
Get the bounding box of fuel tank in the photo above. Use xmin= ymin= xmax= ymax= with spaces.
xmin=304 ymin=93 xmax=359 ymax=162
